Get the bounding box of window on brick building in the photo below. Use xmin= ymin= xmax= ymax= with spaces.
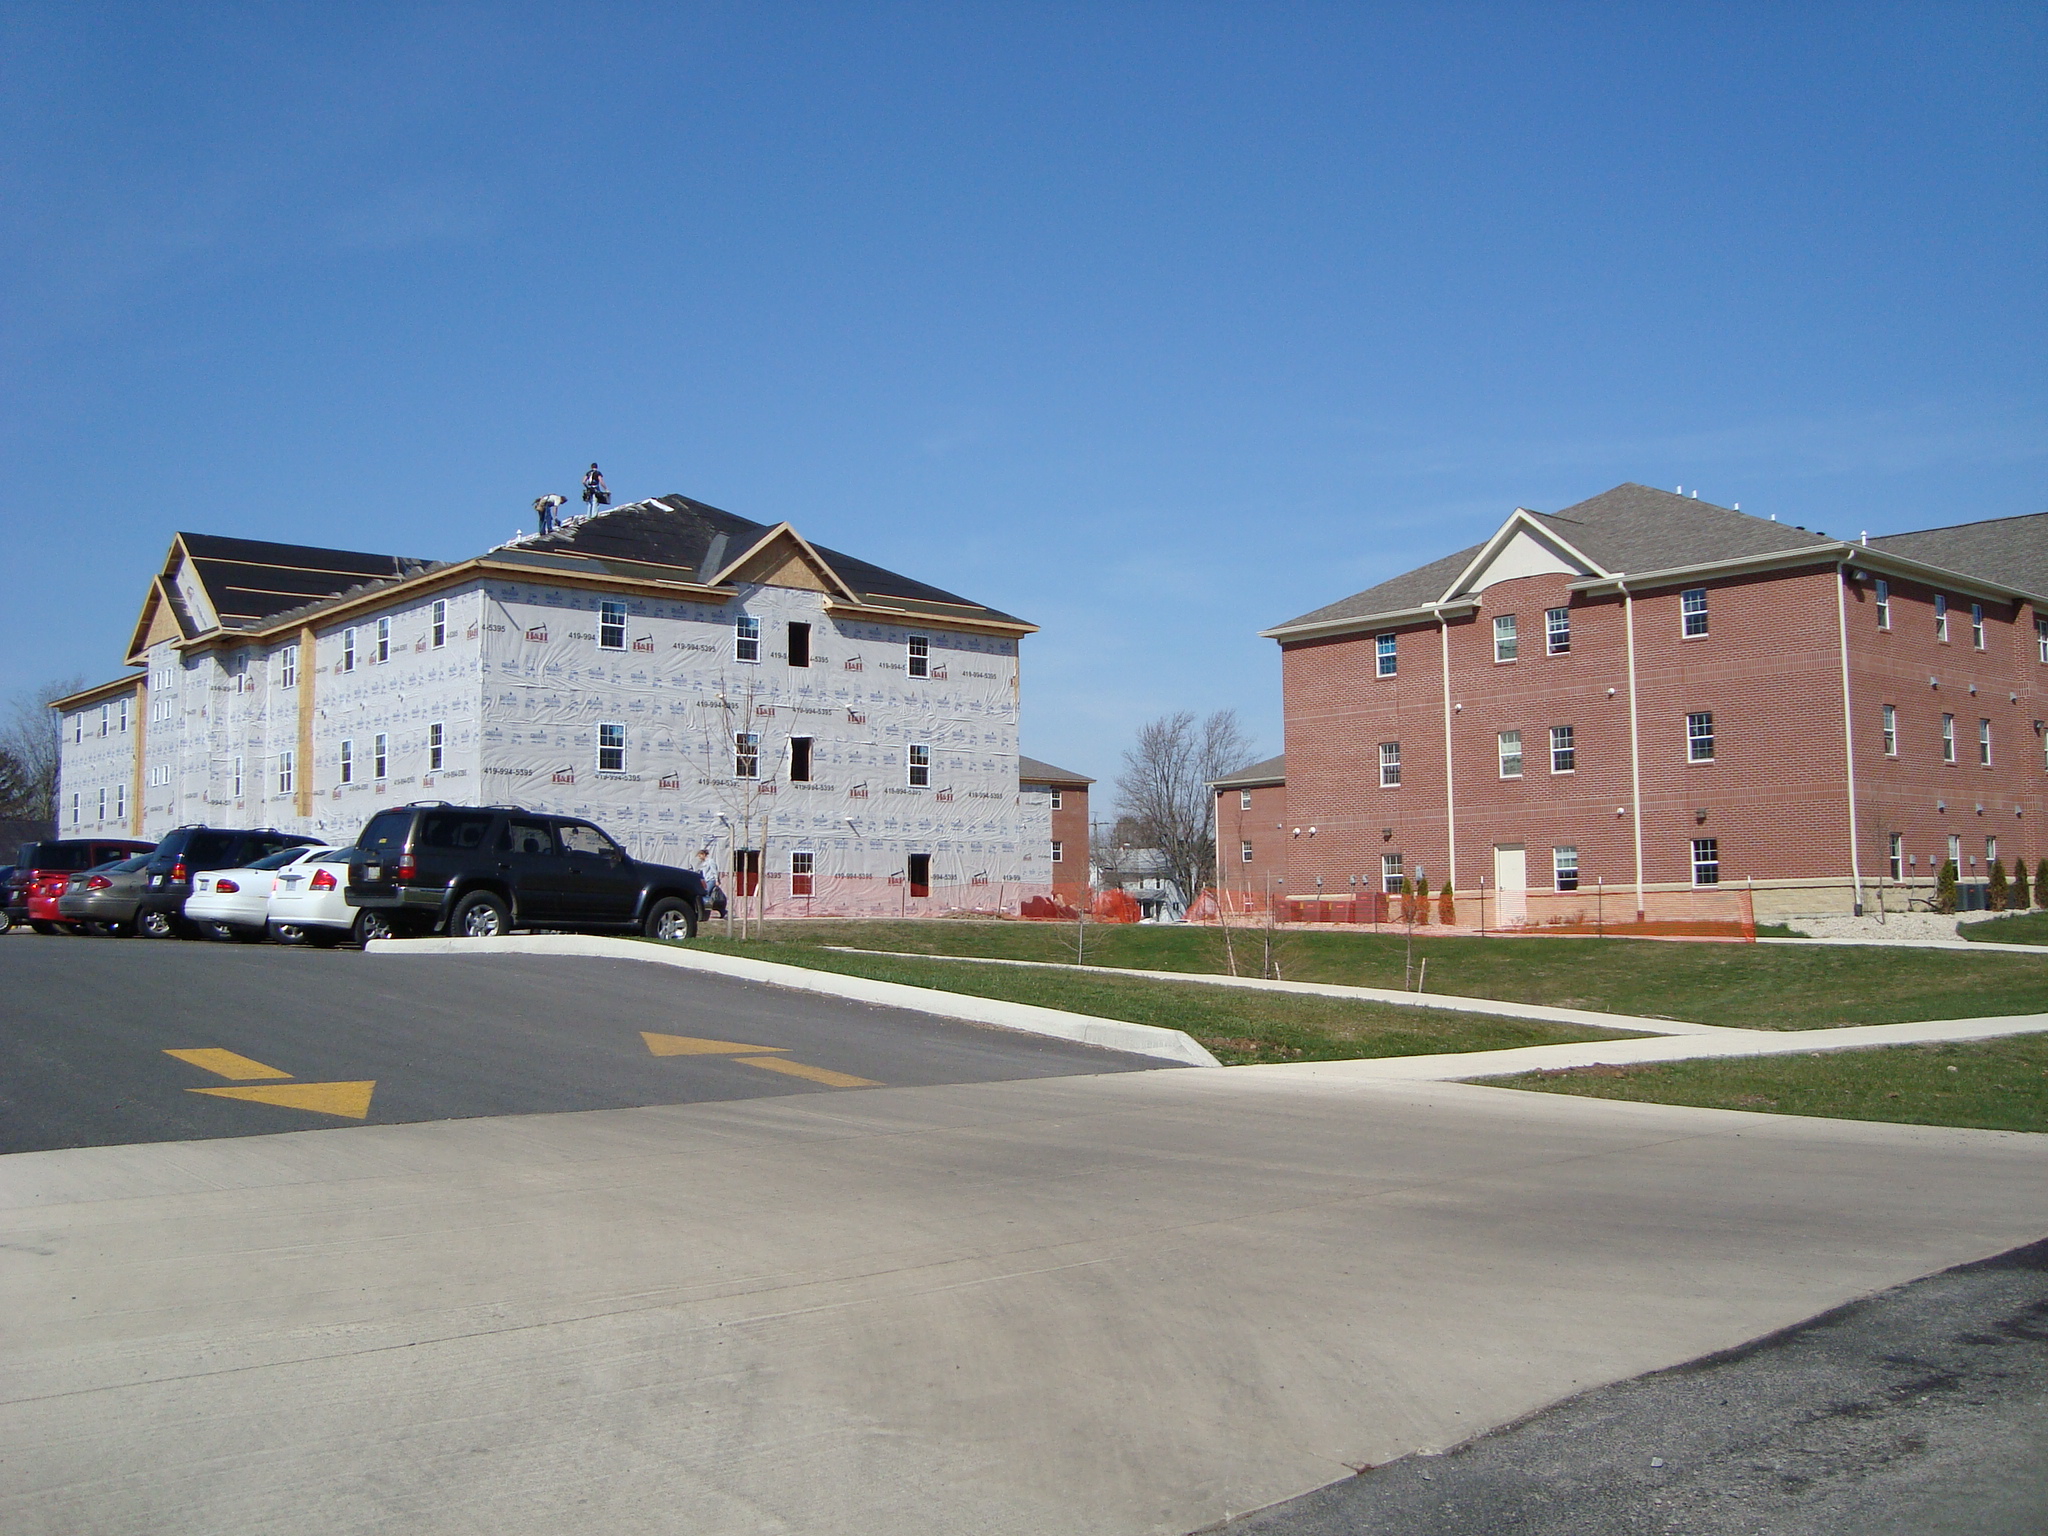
xmin=1051 ymin=840 xmax=1064 ymax=864
xmin=1550 ymin=725 xmax=1575 ymax=774
xmin=1935 ymin=594 xmax=1948 ymax=641
xmin=1882 ymin=704 xmax=1897 ymax=757
xmin=1239 ymin=788 xmax=1251 ymax=809
xmin=1493 ymin=615 xmax=1518 ymax=662
xmin=1946 ymin=833 xmax=1961 ymax=871
xmin=1941 ymin=713 xmax=1956 ymax=763
xmin=1889 ymin=834 xmax=1902 ymax=880
xmin=599 ymin=601 xmax=627 ymax=651
xmin=1546 ymin=607 xmax=1570 ymax=655
xmin=1691 ymin=838 xmax=1720 ymax=886
xmin=1498 ymin=730 xmax=1523 ymax=778
xmin=1381 ymin=852 xmax=1403 ymax=894
xmin=1876 ymin=579 xmax=1890 ymax=630
xmin=1241 ymin=840 xmax=1254 ymax=864
xmin=1553 ymin=847 xmax=1579 ymax=892
xmin=1375 ymin=633 xmax=1397 ymax=677
xmin=1979 ymin=719 xmax=1992 ymax=766
xmin=1686 ymin=712 xmax=1715 ymax=762
xmin=735 ymin=615 xmax=760 ymax=662
xmin=1972 ymin=602 xmax=1986 ymax=650
xmin=1051 ymin=788 xmax=1063 ymax=809
xmin=1681 ymin=588 xmax=1709 ymax=638
xmin=1379 ymin=742 xmax=1401 ymax=787
xmin=2037 ymin=615 xmax=2048 ymax=662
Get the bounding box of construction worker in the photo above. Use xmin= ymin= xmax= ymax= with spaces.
xmin=582 ymin=463 xmax=611 ymax=512
xmin=533 ymin=494 xmax=566 ymax=534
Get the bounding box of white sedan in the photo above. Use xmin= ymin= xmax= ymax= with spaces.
xmin=267 ymin=846 xmax=390 ymax=945
xmin=186 ymin=847 xmax=338 ymax=942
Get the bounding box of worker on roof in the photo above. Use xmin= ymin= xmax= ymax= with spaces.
xmin=533 ymin=494 xmax=566 ymax=535
xmin=582 ymin=463 xmax=611 ymax=511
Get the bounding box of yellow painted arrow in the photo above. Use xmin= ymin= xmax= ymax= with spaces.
xmin=737 ymin=1056 xmax=880 ymax=1089
xmin=641 ymin=1032 xmax=788 ymax=1056
xmin=190 ymin=1081 xmax=377 ymax=1119
xmin=163 ymin=1048 xmax=292 ymax=1081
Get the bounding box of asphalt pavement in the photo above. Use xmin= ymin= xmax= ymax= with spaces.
xmin=0 ymin=935 xmax=1160 ymax=1153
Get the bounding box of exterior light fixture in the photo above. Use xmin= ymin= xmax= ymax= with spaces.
xmin=1694 ymin=808 xmax=1708 ymax=824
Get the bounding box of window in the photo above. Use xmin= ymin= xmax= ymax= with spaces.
xmin=98 ymin=704 xmax=109 ymax=738
xmin=1882 ymin=704 xmax=1897 ymax=757
xmin=734 ymin=732 xmax=759 ymax=779
xmin=908 ymin=635 xmax=930 ymax=678
xmin=2038 ymin=614 xmax=2048 ymax=662
xmin=1889 ymin=834 xmax=1903 ymax=880
xmin=1241 ymin=840 xmax=1254 ymax=864
xmin=1687 ymin=711 xmax=1715 ymax=762
xmin=1941 ymin=713 xmax=1956 ymax=763
xmin=339 ymin=740 xmax=355 ymax=784
xmin=1681 ymin=587 xmax=1709 ymax=638
xmin=790 ymin=850 xmax=815 ymax=897
xmin=118 ymin=697 xmax=128 ymax=732
xmin=908 ymin=742 xmax=931 ymax=788
xmin=72 ymin=714 xmax=81 ymax=744
xmin=280 ymin=645 xmax=298 ymax=688
xmin=735 ymin=615 xmax=760 ymax=662
xmin=1550 ymin=725 xmax=1575 ymax=774
xmin=1691 ymin=838 xmax=1720 ymax=886
xmin=1979 ymin=719 xmax=1992 ymax=766
xmin=431 ymin=598 xmax=447 ymax=648
xmin=69 ymin=792 xmax=79 ymax=827
xmin=1554 ymin=846 xmax=1579 ymax=892
xmin=1379 ymin=741 xmax=1401 ymax=787
xmin=1546 ymin=607 xmax=1571 ymax=655
xmin=1935 ymin=594 xmax=1948 ymax=641
xmin=428 ymin=722 xmax=444 ymax=772
xmin=1493 ymin=614 xmax=1518 ymax=662
xmin=498 ymin=818 xmax=557 ymax=857
xmin=787 ymin=621 xmax=811 ymax=668
xmin=1381 ymin=852 xmax=1404 ymax=894
xmin=1972 ymin=602 xmax=1985 ymax=650
xmin=115 ymin=784 xmax=125 ymax=820
xmin=232 ymin=756 xmax=243 ymax=797
xmin=599 ymin=600 xmax=627 ymax=651
xmin=1498 ymin=730 xmax=1523 ymax=778
xmin=1375 ymin=633 xmax=1397 ymax=677
xmin=373 ymin=733 xmax=389 ymax=779
xmin=1876 ymin=579 xmax=1890 ymax=630
xmin=278 ymin=750 xmax=295 ymax=795
xmin=97 ymin=787 xmax=106 ymax=821
xmin=1051 ymin=840 xmax=1064 ymax=864
xmin=1239 ymin=788 xmax=1251 ymax=809
xmin=342 ymin=628 xmax=357 ymax=672
xmin=375 ymin=617 xmax=390 ymax=663
xmin=1987 ymin=835 xmax=1998 ymax=869
xmin=789 ymin=735 xmax=813 ymax=783
xmin=1051 ymin=789 xmax=1063 ymax=810
xmin=597 ymin=722 xmax=626 ymax=774
xmin=559 ymin=822 xmax=621 ymax=859
xmin=1948 ymin=833 xmax=1962 ymax=870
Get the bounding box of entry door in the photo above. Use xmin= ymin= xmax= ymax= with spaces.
xmin=907 ymin=853 xmax=931 ymax=898
xmin=1494 ymin=844 xmax=1527 ymax=925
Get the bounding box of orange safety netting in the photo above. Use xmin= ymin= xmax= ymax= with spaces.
xmin=1091 ymin=888 xmax=1143 ymax=924
xmin=1190 ymin=884 xmax=1756 ymax=942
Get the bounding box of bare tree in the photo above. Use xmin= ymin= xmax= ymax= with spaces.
xmin=1113 ymin=709 xmax=1257 ymax=912
xmin=1 ymin=676 xmax=86 ymax=827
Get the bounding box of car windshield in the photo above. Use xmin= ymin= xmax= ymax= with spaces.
xmin=26 ymin=844 xmax=102 ymax=872
xmin=309 ymin=847 xmax=357 ymax=863
xmin=357 ymin=811 xmax=412 ymax=856
xmin=248 ymin=847 xmax=311 ymax=871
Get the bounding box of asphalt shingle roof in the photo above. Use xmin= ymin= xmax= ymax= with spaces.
xmin=1868 ymin=513 xmax=2048 ymax=602
xmin=1209 ymin=753 xmax=1286 ymax=788
xmin=1018 ymin=755 xmax=1094 ymax=785
xmin=177 ymin=533 xmax=427 ymax=626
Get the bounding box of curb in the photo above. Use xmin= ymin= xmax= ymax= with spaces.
xmin=364 ymin=934 xmax=1222 ymax=1068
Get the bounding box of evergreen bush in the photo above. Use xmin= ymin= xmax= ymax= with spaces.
xmin=1934 ymin=859 xmax=1959 ymax=915
xmin=2012 ymin=860 xmax=2032 ymax=911
xmin=1438 ymin=879 xmax=1455 ymax=926
xmin=1989 ymin=858 xmax=2010 ymax=911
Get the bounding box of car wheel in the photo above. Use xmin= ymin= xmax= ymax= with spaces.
xmin=83 ymin=921 xmax=114 ymax=937
xmin=644 ymin=897 xmax=697 ymax=943
xmin=269 ymin=922 xmax=309 ymax=945
xmin=448 ymin=891 xmax=510 ymax=939
xmin=30 ymin=920 xmax=60 ymax=935
xmin=137 ymin=908 xmax=179 ymax=940
xmin=352 ymin=907 xmax=404 ymax=944
xmin=60 ymin=922 xmax=92 ymax=936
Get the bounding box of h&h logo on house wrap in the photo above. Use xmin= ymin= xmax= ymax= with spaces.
xmin=525 ymin=624 xmax=549 ymax=643
xmin=552 ymin=768 xmax=575 ymax=784
xmin=659 ymin=772 xmax=681 ymax=791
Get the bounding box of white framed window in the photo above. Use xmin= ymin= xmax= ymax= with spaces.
xmin=98 ymin=703 xmax=109 ymax=738
xmin=1681 ymin=587 xmax=1709 ymax=638
xmin=118 ymin=697 xmax=129 ymax=732
xmin=1875 ymin=579 xmax=1891 ymax=630
xmin=1381 ymin=852 xmax=1403 ymax=894
xmin=1050 ymin=840 xmax=1064 ymax=864
xmin=339 ymin=739 xmax=355 ymax=784
xmin=1972 ymin=602 xmax=1985 ymax=650
xmin=1498 ymin=730 xmax=1523 ymax=778
xmin=599 ymin=600 xmax=627 ymax=651
xmin=375 ymin=617 xmax=390 ymax=663
xmin=1881 ymin=704 xmax=1897 ymax=757
xmin=71 ymin=713 xmax=81 ymax=744
xmin=1941 ymin=713 xmax=1956 ymax=763
xmin=788 ymin=735 xmax=813 ymax=783
xmin=908 ymin=743 xmax=931 ymax=788
xmin=734 ymin=732 xmax=760 ymax=779
xmin=1934 ymin=594 xmax=1948 ymax=641
xmin=232 ymin=756 xmax=243 ymax=797
xmin=1691 ymin=838 xmax=1720 ymax=886
xmin=115 ymin=784 xmax=125 ymax=820
xmin=374 ymin=732 xmax=389 ymax=779
xmin=787 ymin=620 xmax=811 ymax=668
xmin=1493 ymin=614 xmax=1518 ymax=662
xmin=597 ymin=722 xmax=626 ymax=774
xmin=1375 ymin=633 xmax=1397 ymax=677
xmin=1948 ymin=833 xmax=1962 ymax=870
xmin=97 ymin=787 xmax=106 ymax=821
xmin=279 ymin=644 xmax=298 ymax=688
xmin=1050 ymin=788 xmax=1063 ymax=809
xmin=1988 ymin=837 xmax=1999 ymax=872
xmin=1553 ymin=846 xmax=1579 ymax=892
xmin=908 ymin=635 xmax=930 ymax=678
xmin=1241 ymin=840 xmax=1254 ymax=864
xmin=735 ymin=615 xmax=760 ymax=663
xmin=428 ymin=722 xmax=444 ymax=772
xmin=1550 ymin=725 xmax=1575 ymax=774
xmin=1889 ymin=834 xmax=1903 ymax=880
xmin=1687 ymin=711 xmax=1715 ymax=762
xmin=1546 ymin=606 xmax=1571 ymax=655
xmin=431 ymin=598 xmax=447 ymax=648
xmin=1979 ymin=718 xmax=1992 ymax=766
xmin=69 ymin=792 xmax=79 ymax=827
xmin=342 ymin=628 xmax=357 ymax=672
xmin=790 ymin=850 xmax=815 ymax=897
xmin=2037 ymin=614 xmax=2048 ymax=662
xmin=1379 ymin=741 xmax=1401 ymax=787
xmin=1239 ymin=788 xmax=1252 ymax=809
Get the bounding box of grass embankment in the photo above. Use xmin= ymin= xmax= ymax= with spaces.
xmin=1481 ymin=1035 xmax=2048 ymax=1134
xmin=680 ymin=937 xmax=1641 ymax=1065
xmin=693 ymin=919 xmax=2048 ymax=1030
xmin=1963 ymin=911 xmax=2048 ymax=946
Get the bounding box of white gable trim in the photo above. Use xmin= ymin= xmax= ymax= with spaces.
xmin=1438 ymin=509 xmax=1609 ymax=602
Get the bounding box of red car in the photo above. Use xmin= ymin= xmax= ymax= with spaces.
xmin=7 ymin=838 xmax=156 ymax=933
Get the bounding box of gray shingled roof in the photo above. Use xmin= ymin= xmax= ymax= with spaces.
xmin=1868 ymin=513 xmax=2048 ymax=602
xmin=1274 ymin=545 xmax=1486 ymax=633
xmin=1019 ymin=755 xmax=1093 ymax=785
xmin=1209 ymin=753 xmax=1285 ymax=788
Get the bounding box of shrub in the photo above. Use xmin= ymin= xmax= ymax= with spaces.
xmin=1989 ymin=858 xmax=2010 ymax=911
xmin=2012 ymin=861 xmax=2032 ymax=911
xmin=2037 ymin=858 xmax=2048 ymax=908
xmin=1438 ymin=879 xmax=1456 ymax=926
xmin=1934 ymin=859 xmax=1959 ymax=915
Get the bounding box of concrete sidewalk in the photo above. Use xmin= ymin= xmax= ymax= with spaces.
xmin=4 ymin=1063 xmax=2045 ymax=1535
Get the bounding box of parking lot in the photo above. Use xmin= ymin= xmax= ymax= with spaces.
xmin=0 ymin=938 xmax=1161 ymax=1154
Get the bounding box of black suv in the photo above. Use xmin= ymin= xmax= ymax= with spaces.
xmin=345 ymin=804 xmax=705 ymax=941
xmin=136 ymin=826 xmax=322 ymax=938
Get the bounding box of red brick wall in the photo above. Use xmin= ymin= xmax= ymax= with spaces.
xmin=1214 ymin=781 xmax=1288 ymax=902
xmin=1050 ymin=784 xmax=1091 ymax=901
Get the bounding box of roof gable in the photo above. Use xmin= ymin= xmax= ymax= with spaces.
xmin=1441 ymin=510 xmax=1606 ymax=601
xmin=708 ymin=523 xmax=863 ymax=602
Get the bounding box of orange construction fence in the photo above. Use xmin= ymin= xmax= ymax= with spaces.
xmin=1189 ymin=883 xmax=1755 ymax=941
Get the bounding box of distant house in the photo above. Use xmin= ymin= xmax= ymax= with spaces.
xmin=1091 ymin=841 xmax=1188 ymax=921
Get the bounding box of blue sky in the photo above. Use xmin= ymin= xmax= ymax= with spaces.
xmin=4 ymin=2 xmax=2042 ymax=789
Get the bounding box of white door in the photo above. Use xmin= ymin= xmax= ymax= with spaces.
xmin=1494 ymin=844 xmax=1527 ymax=925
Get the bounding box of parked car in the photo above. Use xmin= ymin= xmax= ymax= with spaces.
xmin=54 ymin=853 xmax=157 ymax=936
xmin=186 ymin=846 xmax=337 ymax=942
xmin=266 ymin=847 xmax=373 ymax=945
xmin=135 ymin=826 xmax=321 ymax=939
xmin=345 ymin=803 xmax=705 ymax=940
xmin=0 ymin=867 xmax=14 ymax=932
xmin=8 ymin=839 xmax=156 ymax=933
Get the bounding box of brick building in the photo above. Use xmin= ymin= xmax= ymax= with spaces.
xmin=1226 ymin=484 xmax=2048 ymax=921
xmin=1018 ymin=756 xmax=1092 ymax=903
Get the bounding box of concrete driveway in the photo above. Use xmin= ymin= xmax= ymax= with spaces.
xmin=4 ymin=1043 xmax=2045 ymax=1533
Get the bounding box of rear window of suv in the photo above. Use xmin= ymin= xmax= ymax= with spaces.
xmin=182 ymin=832 xmax=238 ymax=865
xmin=418 ymin=811 xmax=495 ymax=851
xmin=22 ymin=844 xmax=100 ymax=872
xmin=357 ymin=811 xmax=415 ymax=856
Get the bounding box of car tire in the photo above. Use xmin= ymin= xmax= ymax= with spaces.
xmin=137 ymin=908 xmax=179 ymax=940
xmin=644 ymin=897 xmax=697 ymax=943
xmin=30 ymin=920 xmax=60 ymax=935
xmin=448 ymin=891 xmax=510 ymax=940
xmin=350 ymin=907 xmax=403 ymax=945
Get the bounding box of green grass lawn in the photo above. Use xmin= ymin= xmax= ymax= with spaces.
xmin=1963 ymin=911 xmax=2048 ymax=946
xmin=688 ymin=918 xmax=2048 ymax=1029
xmin=677 ymin=936 xmax=1643 ymax=1064
xmin=1477 ymin=1035 xmax=2048 ymax=1133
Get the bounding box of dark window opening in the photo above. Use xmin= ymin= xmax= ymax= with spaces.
xmin=732 ymin=848 xmax=761 ymax=897
xmin=790 ymin=736 xmax=813 ymax=782
xmin=908 ymin=852 xmax=931 ymax=897
xmin=787 ymin=622 xmax=811 ymax=668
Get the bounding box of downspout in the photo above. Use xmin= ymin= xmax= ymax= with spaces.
xmin=1438 ymin=606 xmax=1456 ymax=894
xmin=1621 ymin=579 xmax=1645 ymax=919
xmin=1834 ymin=562 xmax=1865 ymax=915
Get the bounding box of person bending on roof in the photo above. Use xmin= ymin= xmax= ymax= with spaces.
xmin=534 ymin=494 xmax=566 ymax=534
xmin=582 ymin=463 xmax=611 ymax=510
